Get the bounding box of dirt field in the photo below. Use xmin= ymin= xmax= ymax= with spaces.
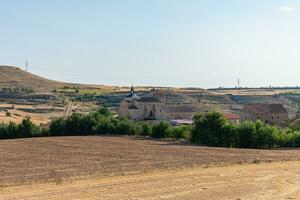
xmin=1 ymin=136 xmax=300 ymax=186
xmin=1 ymin=161 xmax=300 ymax=200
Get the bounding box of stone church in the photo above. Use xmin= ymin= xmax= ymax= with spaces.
xmin=119 ymin=86 xmax=198 ymax=121
xmin=118 ymin=86 xmax=167 ymax=120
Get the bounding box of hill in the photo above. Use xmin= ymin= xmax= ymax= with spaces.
xmin=0 ymin=65 xmax=114 ymax=92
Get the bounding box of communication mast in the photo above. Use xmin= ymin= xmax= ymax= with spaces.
xmin=237 ymin=78 xmax=240 ymax=95
xmin=25 ymin=60 xmax=29 ymax=72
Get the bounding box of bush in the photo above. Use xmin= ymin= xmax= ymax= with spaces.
xmin=166 ymin=125 xmax=191 ymax=139
xmin=5 ymin=111 xmax=11 ymax=117
xmin=152 ymin=121 xmax=170 ymax=138
xmin=141 ymin=123 xmax=152 ymax=136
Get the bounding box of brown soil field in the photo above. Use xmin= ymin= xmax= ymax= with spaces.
xmin=1 ymin=136 xmax=300 ymax=187
xmin=1 ymin=161 xmax=300 ymax=200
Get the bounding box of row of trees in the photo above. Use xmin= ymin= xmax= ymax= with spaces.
xmin=1 ymin=108 xmax=300 ymax=149
xmin=0 ymin=117 xmax=43 ymax=139
xmin=48 ymin=108 xmax=191 ymax=140
xmin=191 ymin=112 xmax=300 ymax=148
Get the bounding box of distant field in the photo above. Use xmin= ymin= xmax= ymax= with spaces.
xmin=1 ymin=136 xmax=300 ymax=187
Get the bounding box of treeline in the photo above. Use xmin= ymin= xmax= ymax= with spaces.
xmin=0 ymin=117 xmax=44 ymax=139
xmin=48 ymin=108 xmax=191 ymax=140
xmin=1 ymin=109 xmax=300 ymax=149
xmin=191 ymin=112 xmax=300 ymax=148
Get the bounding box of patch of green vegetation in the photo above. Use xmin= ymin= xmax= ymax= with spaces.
xmin=79 ymin=89 xmax=108 ymax=95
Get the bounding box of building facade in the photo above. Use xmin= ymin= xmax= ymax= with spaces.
xmin=118 ymin=87 xmax=197 ymax=121
xmin=118 ymin=86 xmax=166 ymax=120
xmin=240 ymin=104 xmax=289 ymax=126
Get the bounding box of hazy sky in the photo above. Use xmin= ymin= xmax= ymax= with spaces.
xmin=1 ymin=0 xmax=300 ymax=88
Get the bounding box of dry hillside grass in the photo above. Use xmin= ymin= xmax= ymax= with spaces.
xmin=0 ymin=66 xmax=116 ymax=92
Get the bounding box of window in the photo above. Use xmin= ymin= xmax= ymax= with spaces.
xmin=257 ymin=116 xmax=260 ymax=119
xmin=271 ymin=116 xmax=274 ymax=120
xmin=277 ymin=116 xmax=280 ymax=119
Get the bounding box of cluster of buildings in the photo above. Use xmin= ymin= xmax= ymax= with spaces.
xmin=118 ymin=87 xmax=289 ymax=126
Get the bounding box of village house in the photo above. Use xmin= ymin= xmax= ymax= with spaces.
xmin=164 ymin=106 xmax=195 ymax=120
xmin=240 ymin=103 xmax=289 ymax=126
xmin=224 ymin=113 xmax=240 ymax=125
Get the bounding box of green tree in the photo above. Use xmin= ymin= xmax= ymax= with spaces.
xmin=152 ymin=121 xmax=170 ymax=138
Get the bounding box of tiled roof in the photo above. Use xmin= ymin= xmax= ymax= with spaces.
xmin=243 ymin=104 xmax=287 ymax=114
xmin=224 ymin=113 xmax=239 ymax=120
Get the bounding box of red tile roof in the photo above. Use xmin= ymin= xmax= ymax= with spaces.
xmin=224 ymin=113 xmax=240 ymax=120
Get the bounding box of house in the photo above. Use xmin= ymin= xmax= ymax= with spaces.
xmin=224 ymin=113 xmax=240 ymax=125
xmin=164 ymin=106 xmax=195 ymax=120
xmin=118 ymin=86 xmax=198 ymax=121
xmin=240 ymin=104 xmax=289 ymax=126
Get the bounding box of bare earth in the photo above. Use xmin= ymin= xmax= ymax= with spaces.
xmin=1 ymin=161 xmax=300 ymax=200
xmin=1 ymin=136 xmax=300 ymax=199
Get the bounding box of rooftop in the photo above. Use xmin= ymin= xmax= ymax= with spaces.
xmin=224 ymin=113 xmax=240 ymax=120
xmin=243 ymin=104 xmax=287 ymax=114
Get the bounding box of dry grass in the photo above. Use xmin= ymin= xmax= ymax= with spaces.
xmin=0 ymin=66 xmax=117 ymax=92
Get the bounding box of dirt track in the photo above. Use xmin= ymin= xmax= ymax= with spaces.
xmin=1 ymin=161 xmax=300 ymax=200
xmin=1 ymin=136 xmax=300 ymax=187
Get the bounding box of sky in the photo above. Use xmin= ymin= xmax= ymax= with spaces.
xmin=1 ymin=0 xmax=300 ymax=88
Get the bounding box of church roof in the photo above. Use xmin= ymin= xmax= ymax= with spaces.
xmin=127 ymin=86 xmax=139 ymax=98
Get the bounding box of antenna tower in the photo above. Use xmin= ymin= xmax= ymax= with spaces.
xmin=25 ymin=60 xmax=29 ymax=72
xmin=237 ymin=78 xmax=240 ymax=95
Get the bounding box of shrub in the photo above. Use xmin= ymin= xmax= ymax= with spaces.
xmin=166 ymin=125 xmax=191 ymax=139
xmin=141 ymin=123 xmax=152 ymax=136
xmin=152 ymin=121 xmax=170 ymax=138
xmin=5 ymin=111 xmax=11 ymax=117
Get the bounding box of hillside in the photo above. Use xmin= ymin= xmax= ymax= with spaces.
xmin=0 ymin=66 xmax=114 ymax=92
xmin=0 ymin=65 xmax=298 ymax=118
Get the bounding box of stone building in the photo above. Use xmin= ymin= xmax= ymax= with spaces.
xmin=240 ymin=104 xmax=289 ymax=126
xmin=118 ymin=86 xmax=166 ymax=120
xmin=118 ymin=87 xmax=198 ymax=121
xmin=224 ymin=113 xmax=240 ymax=125
xmin=164 ymin=106 xmax=195 ymax=120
